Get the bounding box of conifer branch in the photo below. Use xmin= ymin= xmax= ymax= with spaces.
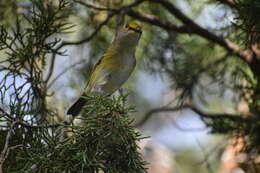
xmin=45 ymin=12 xmax=114 ymax=84
xmin=0 ymin=122 xmax=15 ymax=173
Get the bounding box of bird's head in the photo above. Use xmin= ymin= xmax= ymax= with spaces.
xmin=115 ymin=22 xmax=142 ymax=46
xmin=123 ymin=22 xmax=142 ymax=34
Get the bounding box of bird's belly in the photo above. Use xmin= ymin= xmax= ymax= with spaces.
xmin=103 ymin=64 xmax=134 ymax=94
xmin=89 ymin=52 xmax=136 ymax=95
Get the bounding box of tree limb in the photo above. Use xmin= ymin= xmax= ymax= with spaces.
xmin=216 ymin=0 xmax=236 ymax=9
xmin=150 ymin=0 xmax=251 ymax=63
xmin=136 ymin=103 xmax=258 ymax=127
xmin=60 ymin=13 xmax=115 ymax=47
xmin=45 ymin=0 xmax=259 ymax=85
xmin=44 ymin=0 xmax=148 ymax=84
xmin=44 ymin=12 xmax=114 ymax=84
xmin=77 ymin=0 xmax=255 ymax=67
xmin=126 ymin=10 xmax=190 ymax=33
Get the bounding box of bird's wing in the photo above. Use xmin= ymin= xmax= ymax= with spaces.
xmin=67 ymin=96 xmax=86 ymax=116
xmin=85 ymin=56 xmax=112 ymax=94
xmin=67 ymin=55 xmax=109 ymax=116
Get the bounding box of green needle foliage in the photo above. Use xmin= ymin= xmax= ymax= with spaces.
xmin=0 ymin=1 xmax=74 ymax=172
xmin=0 ymin=0 xmax=146 ymax=172
xmin=0 ymin=0 xmax=72 ymax=118
xmin=18 ymin=95 xmax=147 ymax=173
xmin=234 ymin=0 xmax=260 ymax=45
xmin=2 ymin=0 xmax=260 ymax=172
xmin=144 ymin=22 xmax=260 ymax=155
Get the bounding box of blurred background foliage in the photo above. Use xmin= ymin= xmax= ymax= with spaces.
xmin=1 ymin=0 xmax=260 ymax=172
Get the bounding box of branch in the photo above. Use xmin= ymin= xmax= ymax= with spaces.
xmin=47 ymin=59 xmax=86 ymax=88
xmin=166 ymin=114 xmax=207 ymax=132
xmin=15 ymin=120 xmax=68 ymax=129
xmin=136 ymin=103 xmax=257 ymax=127
xmin=74 ymin=0 xmax=147 ymax=12
xmin=126 ymin=10 xmax=190 ymax=33
xmin=78 ymin=0 xmax=253 ymax=66
xmin=128 ymin=8 xmax=230 ymax=50
xmin=150 ymin=0 xmax=250 ymax=62
xmin=199 ymin=52 xmax=230 ymax=74
xmin=44 ymin=0 xmax=148 ymax=84
xmin=44 ymin=12 xmax=115 ymax=84
xmin=73 ymin=0 xmax=118 ymax=12
xmin=216 ymin=0 xmax=236 ymax=9
xmin=0 ymin=107 xmax=13 ymax=120
xmin=0 ymin=107 xmax=69 ymax=129
xmin=0 ymin=122 xmax=15 ymax=173
xmin=75 ymin=1 xmax=190 ymax=33
xmin=61 ymin=13 xmax=115 ymax=47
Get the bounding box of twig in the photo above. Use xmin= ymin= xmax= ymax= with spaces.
xmin=79 ymin=0 xmax=256 ymax=68
xmin=0 ymin=107 xmax=14 ymax=120
xmin=150 ymin=0 xmax=249 ymax=62
xmin=44 ymin=0 xmax=147 ymax=84
xmin=76 ymin=1 xmax=189 ymax=33
xmin=216 ymin=0 xmax=236 ymax=9
xmin=47 ymin=59 xmax=85 ymax=88
xmin=0 ymin=143 xmax=24 ymax=173
xmin=126 ymin=10 xmax=189 ymax=33
xmin=0 ymin=107 xmax=69 ymax=129
xmin=14 ymin=120 xmax=68 ymax=129
xmin=0 ymin=122 xmax=15 ymax=173
xmin=61 ymin=13 xmax=115 ymax=46
xmin=64 ymin=0 xmax=147 ymax=46
xmin=74 ymin=0 xmax=147 ymax=12
xmin=199 ymin=53 xmax=230 ymax=74
xmin=44 ymin=12 xmax=115 ymax=84
xmin=184 ymin=53 xmax=230 ymax=92
xmin=167 ymin=114 xmax=207 ymax=132
xmin=136 ymin=103 xmax=257 ymax=127
xmin=73 ymin=0 xmax=119 ymax=12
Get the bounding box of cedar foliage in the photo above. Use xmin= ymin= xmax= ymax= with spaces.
xmin=0 ymin=0 xmax=147 ymax=172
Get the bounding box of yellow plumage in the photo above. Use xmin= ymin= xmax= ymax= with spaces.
xmin=67 ymin=22 xmax=142 ymax=116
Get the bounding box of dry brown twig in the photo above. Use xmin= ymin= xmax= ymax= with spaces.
xmin=0 ymin=122 xmax=24 ymax=173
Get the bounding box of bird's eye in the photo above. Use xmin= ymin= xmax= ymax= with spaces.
xmin=124 ymin=23 xmax=142 ymax=33
xmin=125 ymin=24 xmax=130 ymax=29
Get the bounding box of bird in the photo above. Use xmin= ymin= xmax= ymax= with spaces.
xmin=67 ymin=22 xmax=142 ymax=117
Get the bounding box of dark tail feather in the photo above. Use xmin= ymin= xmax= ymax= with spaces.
xmin=67 ymin=96 xmax=87 ymax=116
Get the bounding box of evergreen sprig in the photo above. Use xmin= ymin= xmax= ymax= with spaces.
xmin=18 ymin=95 xmax=147 ymax=173
xmin=0 ymin=0 xmax=71 ymax=118
xmin=0 ymin=0 xmax=73 ymax=172
xmin=234 ymin=0 xmax=260 ymax=45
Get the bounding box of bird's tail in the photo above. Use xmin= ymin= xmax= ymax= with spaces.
xmin=67 ymin=95 xmax=87 ymax=117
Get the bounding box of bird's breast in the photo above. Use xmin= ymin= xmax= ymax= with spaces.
xmin=112 ymin=52 xmax=136 ymax=82
xmin=102 ymin=52 xmax=136 ymax=94
xmin=88 ymin=44 xmax=137 ymax=94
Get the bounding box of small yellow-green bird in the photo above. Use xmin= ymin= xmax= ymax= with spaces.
xmin=67 ymin=22 xmax=142 ymax=116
